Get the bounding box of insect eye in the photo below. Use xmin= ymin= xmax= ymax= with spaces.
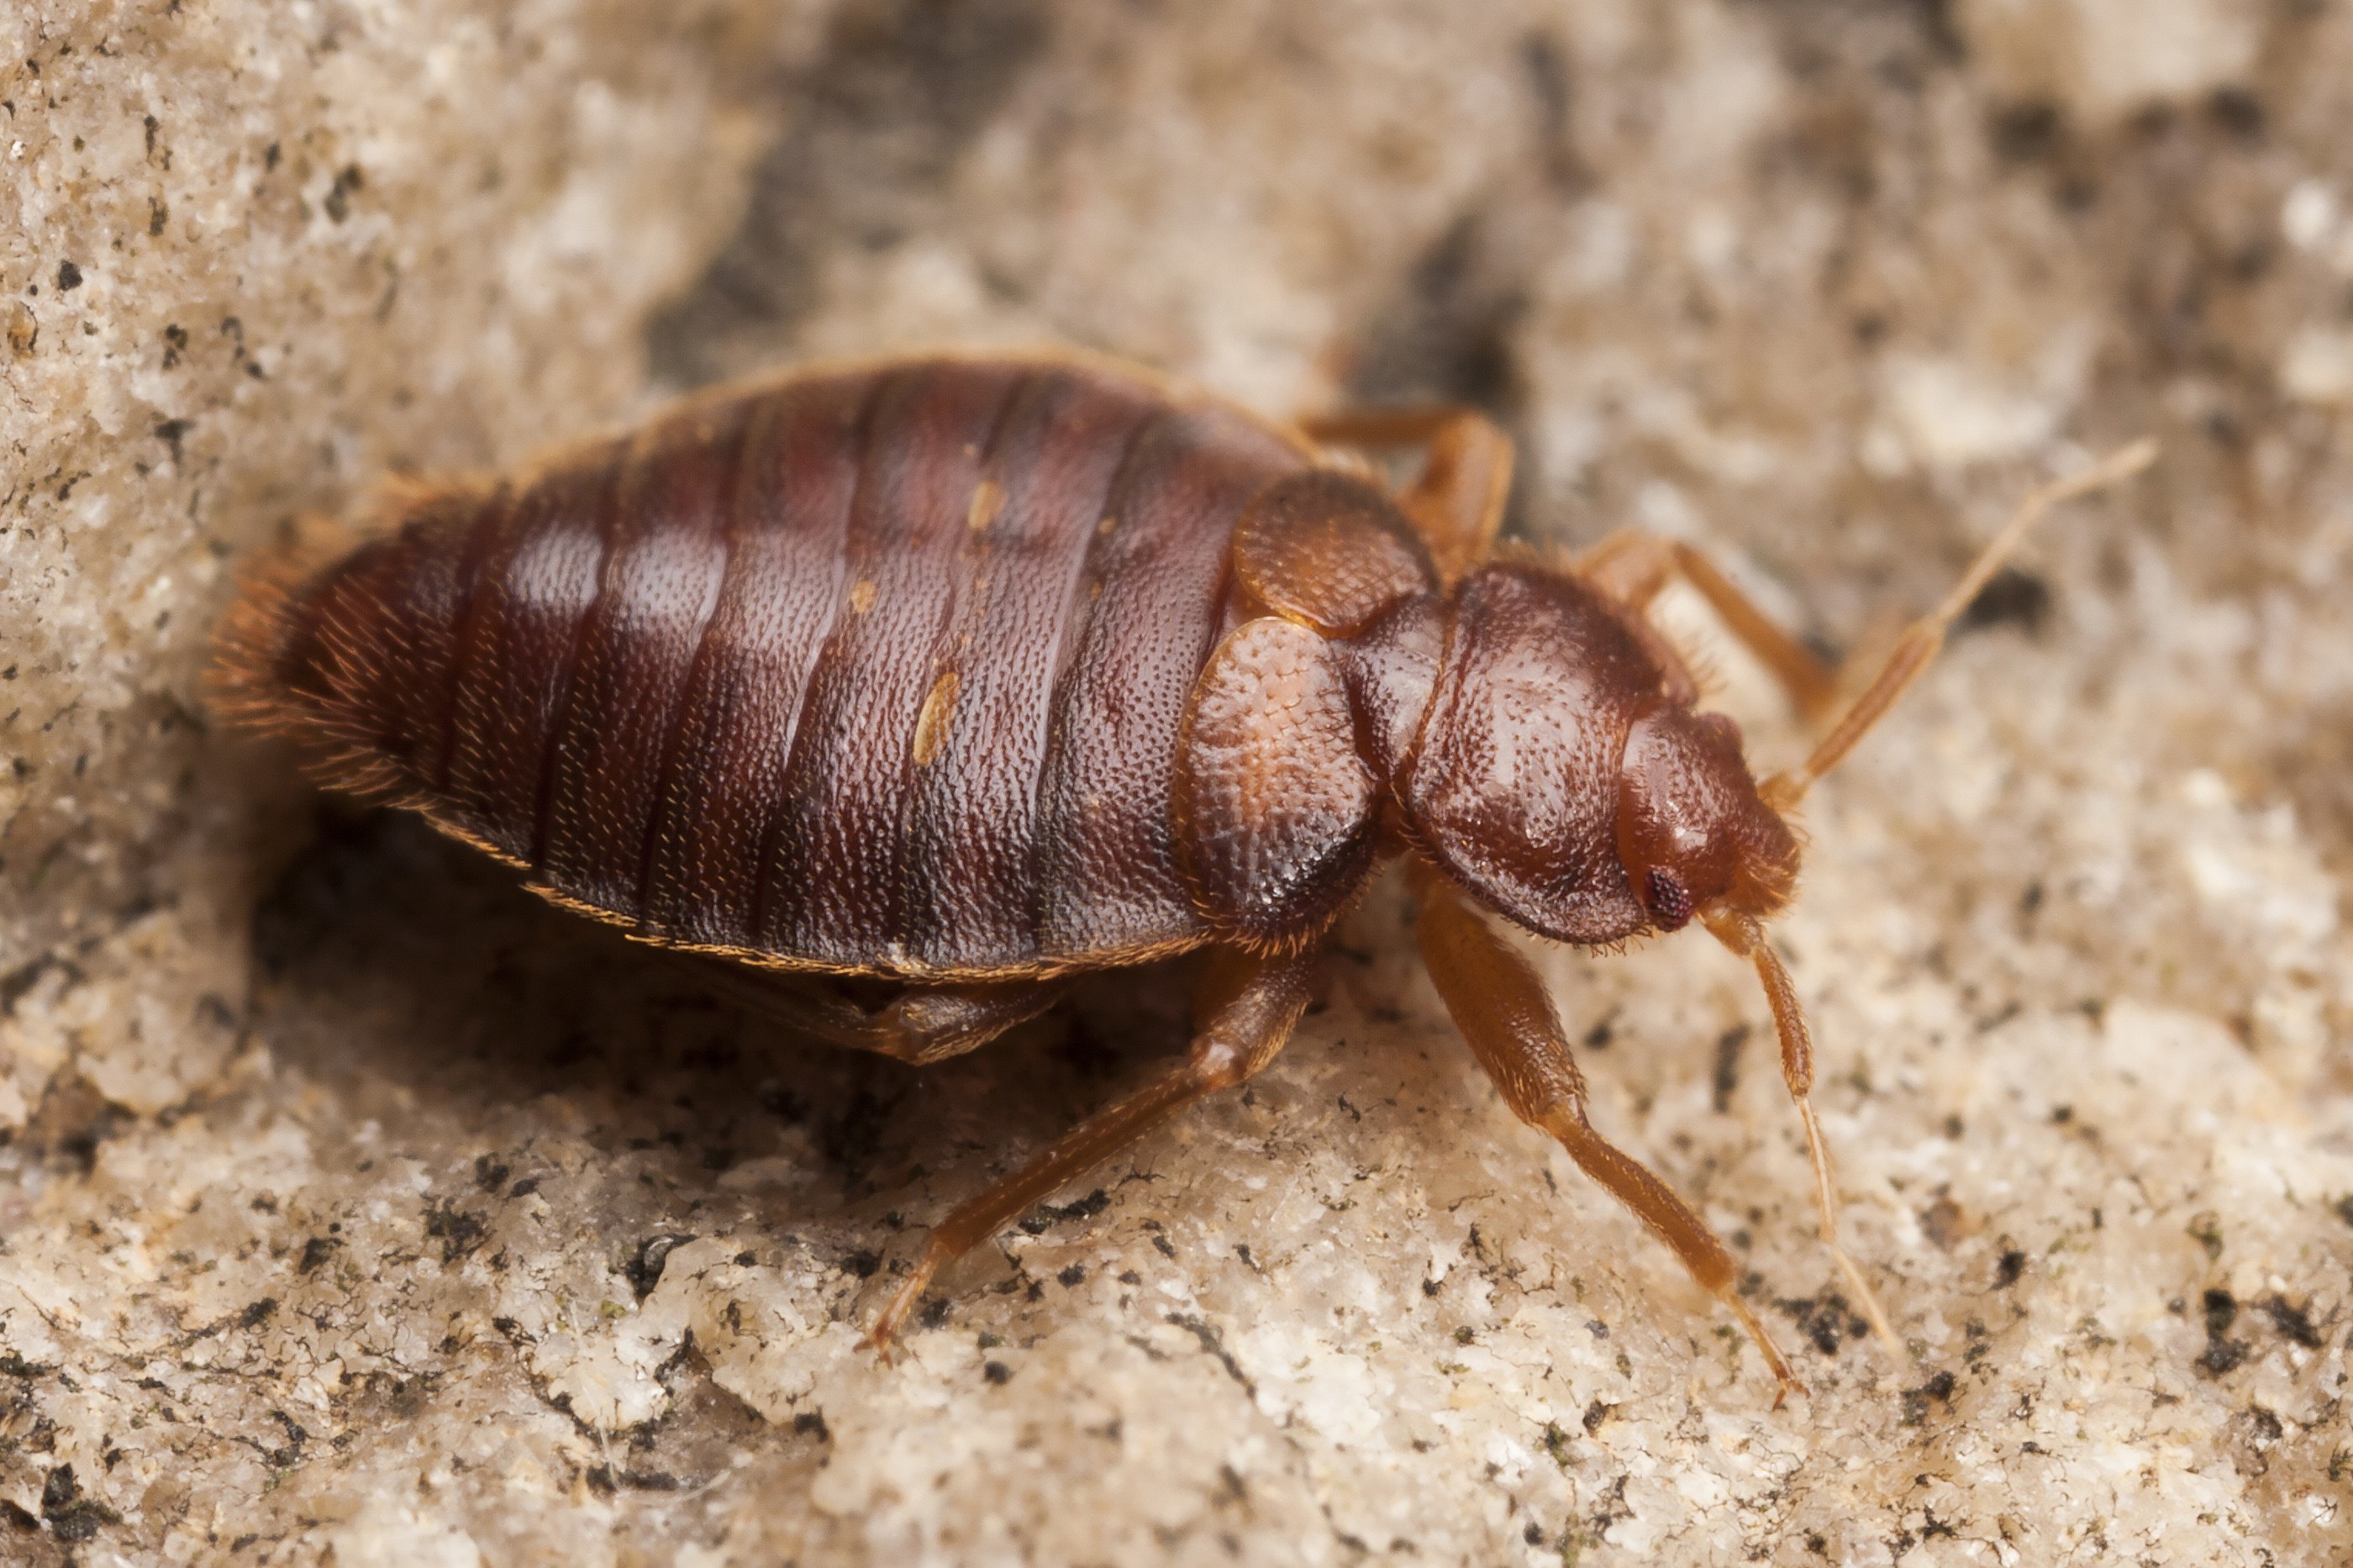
xmin=1645 ymin=869 xmax=1694 ymax=931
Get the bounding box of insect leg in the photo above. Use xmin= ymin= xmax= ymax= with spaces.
xmin=863 ymin=944 xmax=1318 ymax=1356
xmin=695 ymin=961 xmax=1069 ymax=1066
xmin=1413 ymin=865 xmax=1805 ymax=1405
xmin=1298 ymin=407 xmax=1513 ymax=585
xmin=1577 ymin=530 xmax=1842 ymax=719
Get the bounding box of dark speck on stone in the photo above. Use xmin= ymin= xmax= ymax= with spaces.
xmin=1958 ymin=567 xmax=2050 ymax=635
xmin=323 ymin=163 xmax=364 ymax=223
xmin=1019 ymin=1188 xmax=1110 ymax=1235
xmin=1901 ymin=1370 xmax=1957 ymax=1426
xmin=41 ymin=1462 xmax=118 ymax=1542
xmin=2198 ymin=1287 xmax=2250 ymax=1376
xmin=57 ymin=260 xmax=82 ymax=291
xmin=2260 ymin=1295 xmax=2322 ymax=1349
xmin=983 ymin=1360 xmax=1012 ymax=1384
xmin=2198 ymin=1338 xmax=2250 ymax=1377
xmin=625 ymin=1234 xmax=695 ymax=1298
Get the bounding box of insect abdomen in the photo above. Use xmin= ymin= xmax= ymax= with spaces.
xmin=227 ymin=356 xmax=1311 ymax=976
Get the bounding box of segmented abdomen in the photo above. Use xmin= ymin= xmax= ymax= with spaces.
xmin=235 ymin=355 xmax=1311 ymax=976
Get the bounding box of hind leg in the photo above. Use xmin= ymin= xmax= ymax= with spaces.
xmin=865 ymin=944 xmax=1317 ymax=1355
xmin=697 ymin=962 xmax=1068 ymax=1066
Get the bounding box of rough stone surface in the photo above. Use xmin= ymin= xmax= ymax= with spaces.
xmin=6 ymin=2 xmax=2353 ymax=1564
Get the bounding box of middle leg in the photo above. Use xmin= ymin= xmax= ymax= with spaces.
xmin=691 ymin=960 xmax=1069 ymax=1066
xmin=1577 ymin=529 xmax=1841 ymax=719
xmin=1300 ymin=406 xmax=1513 ymax=585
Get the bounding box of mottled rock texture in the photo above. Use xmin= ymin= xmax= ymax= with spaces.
xmin=6 ymin=1 xmax=2353 ymax=1564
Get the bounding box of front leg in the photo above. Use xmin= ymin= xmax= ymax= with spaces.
xmin=866 ymin=944 xmax=1317 ymax=1355
xmin=1413 ymin=865 xmax=1804 ymax=1403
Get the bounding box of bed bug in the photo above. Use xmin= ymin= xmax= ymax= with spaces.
xmin=216 ymin=348 xmax=2152 ymax=1401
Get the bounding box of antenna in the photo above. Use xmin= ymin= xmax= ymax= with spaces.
xmin=1761 ymin=438 xmax=2158 ymax=811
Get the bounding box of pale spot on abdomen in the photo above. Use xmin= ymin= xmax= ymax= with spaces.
xmin=912 ymin=670 xmax=960 ymax=767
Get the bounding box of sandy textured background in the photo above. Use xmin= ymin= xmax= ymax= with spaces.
xmin=6 ymin=1 xmax=2353 ymax=1563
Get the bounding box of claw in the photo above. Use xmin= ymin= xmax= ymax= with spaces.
xmin=1724 ymin=1288 xmax=1808 ymax=1408
xmin=860 ymin=1244 xmax=942 ymax=1362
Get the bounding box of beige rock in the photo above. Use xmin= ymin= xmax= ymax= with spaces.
xmin=6 ymin=2 xmax=2353 ymax=1564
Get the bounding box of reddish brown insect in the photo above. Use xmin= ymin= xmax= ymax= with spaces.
xmin=217 ymin=349 xmax=2151 ymax=1401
